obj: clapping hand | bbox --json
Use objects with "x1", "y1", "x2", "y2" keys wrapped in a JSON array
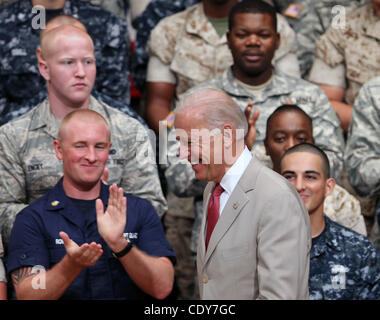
[
  {"x1": 96, "y1": 184, "x2": 127, "y2": 252},
  {"x1": 244, "y1": 101, "x2": 260, "y2": 151}
]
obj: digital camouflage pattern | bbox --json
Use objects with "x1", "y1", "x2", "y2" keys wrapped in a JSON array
[
  {"x1": 0, "y1": 0, "x2": 131, "y2": 124},
  {"x1": 85, "y1": 0, "x2": 129, "y2": 18},
  {"x1": 345, "y1": 76, "x2": 380, "y2": 199},
  {"x1": 309, "y1": 215, "x2": 380, "y2": 300},
  {"x1": 196, "y1": 68, "x2": 345, "y2": 180},
  {"x1": 147, "y1": 2, "x2": 299, "y2": 99},
  {"x1": 0, "y1": 96, "x2": 167, "y2": 248},
  {"x1": 312, "y1": 2, "x2": 380, "y2": 105},
  {"x1": 132, "y1": 0, "x2": 199, "y2": 92},
  {"x1": 324, "y1": 184, "x2": 366, "y2": 236},
  {"x1": 274, "y1": 0, "x2": 369, "y2": 78}
]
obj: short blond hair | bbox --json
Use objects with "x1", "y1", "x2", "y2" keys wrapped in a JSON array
[{"x1": 58, "y1": 109, "x2": 110, "y2": 142}]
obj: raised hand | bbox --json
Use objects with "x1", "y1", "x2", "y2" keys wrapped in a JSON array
[
  {"x1": 59, "y1": 231, "x2": 103, "y2": 268},
  {"x1": 244, "y1": 101, "x2": 260, "y2": 151},
  {"x1": 96, "y1": 183, "x2": 127, "y2": 252}
]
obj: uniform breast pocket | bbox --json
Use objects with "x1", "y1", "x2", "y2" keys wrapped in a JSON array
[{"x1": 24, "y1": 154, "x2": 62, "y2": 202}]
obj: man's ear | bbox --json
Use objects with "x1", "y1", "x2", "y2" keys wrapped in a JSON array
[
  {"x1": 325, "y1": 177, "x2": 336, "y2": 197},
  {"x1": 53, "y1": 139, "x2": 63, "y2": 160},
  {"x1": 226, "y1": 31, "x2": 232, "y2": 50},
  {"x1": 222, "y1": 124, "x2": 234, "y2": 149},
  {"x1": 275, "y1": 32, "x2": 281, "y2": 51},
  {"x1": 264, "y1": 139, "x2": 270, "y2": 155},
  {"x1": 38, "y1": 51, "x2": 50, "y2": 81}
]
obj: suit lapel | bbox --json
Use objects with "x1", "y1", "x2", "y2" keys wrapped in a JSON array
[
  {"x1": 198, "y1": 182, "x2": 214, "y2": 263},
  {"x1": 202, "y1": 157, "x2": 262, "y2": 265}
]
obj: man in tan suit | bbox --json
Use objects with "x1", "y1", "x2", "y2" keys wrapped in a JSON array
[{"x1": 174, "y1": 87, "x2": 311, "y2": 299}]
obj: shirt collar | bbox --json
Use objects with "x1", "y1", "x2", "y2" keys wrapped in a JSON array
[
  {"x1": 220, "y1": 147, "x2": 252, "y2": 196},
  {"x1": 311, "y1": 215, "x2": 342, "y2": 258},
  {"x1": 222, "y1": 68, "x2": 293, "y2": 101}
]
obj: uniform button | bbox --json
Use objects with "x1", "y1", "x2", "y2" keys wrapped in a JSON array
[
  {"x1": 20, "y1": 254, "x2": 27, "y2": 259},
  {"x1": 202, "y1": 274, "x2": 208, "y2": 284}
]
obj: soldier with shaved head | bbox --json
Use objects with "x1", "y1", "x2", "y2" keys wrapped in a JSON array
[
  {"x1": 0, "y1": 0, "x2": 132, "y2": 124},
  {"x1": 0, "y1": 25, "x2": 167, "y2": 252},
  {"x1": 6, "y1": 109, "x2": 175, "y2": 300}
]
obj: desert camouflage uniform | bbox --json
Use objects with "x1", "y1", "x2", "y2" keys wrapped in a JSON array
[
  {"x1": 132, "y1": 0, "x2": 198, "y2": 91},
  {"x1": 309, "y1": 215, "x2": 380, "y2": 300},
  {"x1": 0, "y1": 96, "x2": 167, "y2": 248},
  {"x1": 325, "y1": 184, "x2": 366, "y2": 236},
  {"x1": 309, "y1": 2, "x2": 380, "y2": 106},
  {"x1": 147, "y1": 2, "x2": 300, "y2": 99},
  {"x1": 197, "y1": 68, "x2": 345, "y2": 180},
  {"x1": 275, "y1": 0, "x2": 369, "y2": 78},
  {"x1": 0, "y1": 0, "x2": 131, "y2": 124}
]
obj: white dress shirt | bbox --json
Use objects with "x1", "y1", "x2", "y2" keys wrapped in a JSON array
[{"x1": 219, "y1": 147, "x2": 252, "y2": 216}]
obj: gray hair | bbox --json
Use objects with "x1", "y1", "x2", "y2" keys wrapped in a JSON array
[{"x1": 175, "y1": 87, "x2": 248, "y2": 137}]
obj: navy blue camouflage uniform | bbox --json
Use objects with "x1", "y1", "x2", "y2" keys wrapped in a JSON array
[
  {"x1": 310, "y1": 215, "x2": 380, "y2": 300},
  {"x1": 0, "y1": 0, "x2": 131, "y2": 125}
]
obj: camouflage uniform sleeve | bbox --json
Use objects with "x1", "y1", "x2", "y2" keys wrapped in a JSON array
[
  {"x1": 147, "y1": 12, "x2": 184, "y2": 67},
  {"x1": 311, "y1": 86, "x2": 345, "y2": 180},
  {"x1": 356, "y1": 241, "x2": 380, "y2": 299},
  {"x1": 314, "y1": 24, "x2": 345, "y2": 69},
  {"x1": 132, "y1": 0, "x2": 194, "y2": 91},
  {"x1": 115, "y1": 119, "x2": 168, "y2": 218},
  {"x1": 0, "y1": 126, "x2": 28, "y2": 245},
  {"x1": 274, "y1": 13, "x2": 300, "y2": 78},
  {"x1": 293, "y1": 4, "x2": 325, "y2": 78},
  {"x1": 345, "y1": 78, "x2": 380, "y2": 198}
]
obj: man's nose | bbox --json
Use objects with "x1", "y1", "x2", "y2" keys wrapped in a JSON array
[
  {"x1": 295, "y1": 176, "x2": 305, "y2": 192},
  {"x1": 85, "y1": 147, "x2": 97, "y2": 162},
  {"x1": 246, "y1": 34, "x2": 260, "y2": 46},
  {"x1": 75, "y1": 62, "x2": 85, "y2": 77},
  {"x1": 285, "y1": 137, "x2": 296, "y2": 151}
]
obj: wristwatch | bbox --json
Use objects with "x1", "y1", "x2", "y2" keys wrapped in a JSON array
[{"x1": 112, "y1": 238, "x2": 134, "y2": 259}]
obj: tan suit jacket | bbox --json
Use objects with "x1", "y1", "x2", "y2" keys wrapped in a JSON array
[{"x1": 197, "y1": 157, "x2": 311, "y2": 299}]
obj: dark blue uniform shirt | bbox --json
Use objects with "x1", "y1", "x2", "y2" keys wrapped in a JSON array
[
  {"x1": 309, "y1": 215, "x2": 380, "y2": 300},
  {"x1": 7, "y1": 179, "x2": 175, "y2": 300}
]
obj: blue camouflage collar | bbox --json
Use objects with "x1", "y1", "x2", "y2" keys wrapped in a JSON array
[{"x1": 311, "y1": 214, "x2": 342, "y2": 258}]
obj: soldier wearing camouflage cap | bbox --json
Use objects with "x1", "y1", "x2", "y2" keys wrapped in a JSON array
[
  {"x1": 0, "y1": 0, "x2": 131, "y2": 125},
  {"x1": 0, "y1": 25, "x2": 167, "y2": 249},
  {"x1": 281, "y1": 143, "x2": 380, "y2": 300},
  {"x1": 308, "y1": 0, "x2": 380, "y2": 133}
]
